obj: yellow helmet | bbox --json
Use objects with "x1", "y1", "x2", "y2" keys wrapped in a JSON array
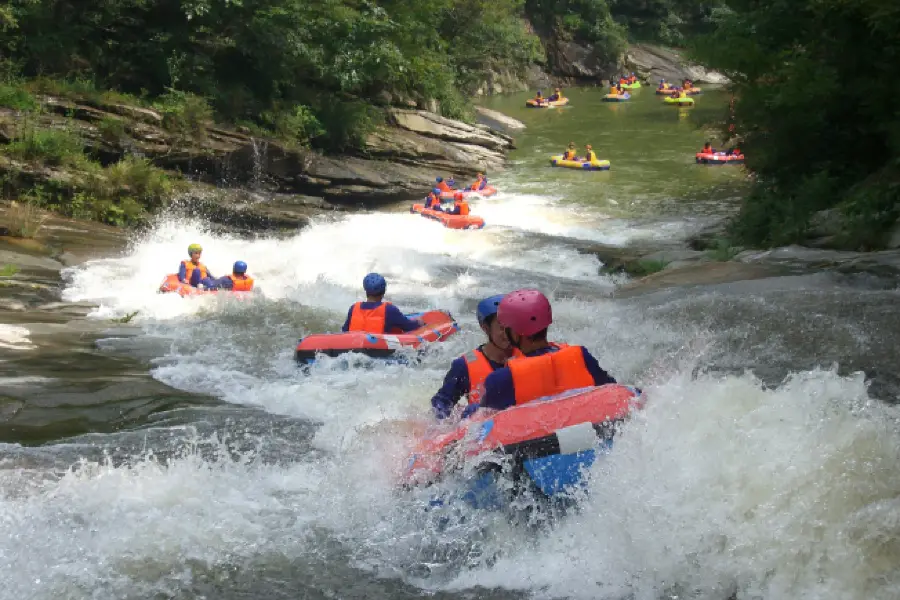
[{"x1": 187, "y1": 243, "x2": 202, "y2": 254}]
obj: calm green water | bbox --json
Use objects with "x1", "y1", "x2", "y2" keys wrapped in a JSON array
[{"x1": 480, "y1": 86, "x2": 749, "y2": 219}]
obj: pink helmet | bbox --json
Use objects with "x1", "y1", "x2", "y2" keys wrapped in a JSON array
[{"x1": 497, "y1": 289, "x2": 552, "y2": 336}]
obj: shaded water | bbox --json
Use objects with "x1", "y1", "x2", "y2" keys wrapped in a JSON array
[{"x1": 2, "y1": 88, "x2": 900, "y2": 600}]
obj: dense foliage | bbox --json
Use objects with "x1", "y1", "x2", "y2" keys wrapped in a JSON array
[
  {"x1": 526, "y1": 0, "x2": 723, "y2": 57},
  {"x1": 609, "y1": 0, "x2": 724, "y2": 44},
  {"x1": 692, "y1": 0, "x2": 900, "y2": 248},
  {"x1": 1, "y1": 0, "x2": 541, "y2": 150},
  {"x1": 1, "y1": 0, "x2": 721, "y2": 150}
]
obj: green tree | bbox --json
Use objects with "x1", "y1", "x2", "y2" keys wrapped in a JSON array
[
  {"x1": 3, "y1": 0, "x2": 539, "y2": 149},
  {"x1": 691, "y1": 0, "x2": 900, "y2": 248}
]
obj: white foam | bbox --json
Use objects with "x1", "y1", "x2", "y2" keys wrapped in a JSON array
[
  {"x1": 0, "y1": 325, "x2": 35, "y2": 350},
  {"x1": 36, "y1": 196, "x2": 900, "y2": 599}
]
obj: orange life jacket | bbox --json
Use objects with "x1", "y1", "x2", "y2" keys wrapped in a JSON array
[
  {"x1": 437, "y1": 181, "x2": 452, "y2": 192},
  {"x1": 463, "y1": 349, "x2": 495, "y2": 403},
  {"x1": 227, "y1": 274, "x2": 254, "y2": 291},
  {"x1": 457, "y1": 201, "x2": 470, "y2": 216},
  {"x1": 181, "y1": 260, "x2": 209, "y2": 282},
  {"x1": 466, "y1": 347, "x2": 526, "y2": 402},
  {"x1": 347, "y1": 302, "x2": 390, "y2": 333},
  {"x1": 508, "y1": 345, "x2": 594, "y2": 405},
  {"x1": 470, "y1": 177, "x2": 484, "y2": 191},
  {"x1": 563, "y1": 150, "x2": 576, "y2": 160}
]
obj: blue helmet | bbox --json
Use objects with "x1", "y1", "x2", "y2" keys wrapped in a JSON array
[
  {"x1": 432, "y1": 187, "x2": 441, "y2": 195},
  {"x1": 363, "y1": 272, "x2": 387, "y2": 295},
  {"x1": 476, "y1": 294, "x2": 505, "y2": 325},
  {"x1": 435, "y1": 176, "x2": 443, "y2": 183},
  {"x1": 233, "y1": 260, "x2": 247, "y2": 274}
]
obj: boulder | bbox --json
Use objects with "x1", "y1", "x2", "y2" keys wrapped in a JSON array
[
  {"x1": 888, "y1": 218, "x2": 900, "y2": 249},
  {"x1": 474, "y1": 107, "x2": 526, "y2": 134},
  {"x1": 546, "y1": 39, "x2": 619, "y2": 80},
  {"x1": 625, "y1": 43, "x2": 729, "y2": 85}
]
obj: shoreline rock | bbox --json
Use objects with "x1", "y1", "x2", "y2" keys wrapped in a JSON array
[
  {"x1": 624, "y1": 44, "x2": 730, "y2": 85},
  {"x1": 1, "y1": 94, "x2": 519, "y2": 222}
]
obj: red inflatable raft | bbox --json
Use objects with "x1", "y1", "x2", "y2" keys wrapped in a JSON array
[
  {"x1": 411, "y1": 204, "x2": 485, "y2": 230},
  {"x1": 157, "y1": 274, "x2": 253, "y2": 297},
  {"x1": 438, "y1": 186, "x2": 498, "y2": 201},
  {"x1": 400, "y1": 384, "x2": 642, "y2": 491},
  {"x1": 294, "y1": 309, "x2": 459, "y2": 364},
  {"x1": 695, "y1": 152, "x2": 745, "y2": 165}
]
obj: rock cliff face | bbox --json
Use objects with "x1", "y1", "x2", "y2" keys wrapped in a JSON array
[
  {"x1": 0, "y1": 97, "x2": 516, "y2": 210},
  {"x1": 545, "y1": 38, "x2": 620, "y2": 82},
  {"x1": 469, "y1": 37, "x2": 729, "y2": 91},
  {"x1": 624, "y1": 44, "x2": 730, "y2": 85}
]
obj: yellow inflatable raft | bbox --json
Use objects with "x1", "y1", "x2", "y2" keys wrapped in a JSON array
[
  {"x1": 549, "y1": 155, "x2": 611, "y2": 171},
  {"x1": 526, "y1": 97, "x2": 570, "y2": 108},
  {"x1": 664, "y1": 96, "x2": 695, "y2": 106}
]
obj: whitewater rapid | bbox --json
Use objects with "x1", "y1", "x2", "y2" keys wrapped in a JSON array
[{"x1": 3, "y1": 190, "x2": 899, "y2": 600}]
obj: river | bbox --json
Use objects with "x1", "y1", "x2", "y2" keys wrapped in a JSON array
[{"x1": 2, "y1": 87, "x2": 900, "y2": 600}]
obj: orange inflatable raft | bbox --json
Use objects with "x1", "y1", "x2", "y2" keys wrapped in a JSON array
[
  {"x1": 157, "y1": 274, "x2": 253, "y2": 298},
  {"x1": 411, "y1": 204, "x2": 485, "y2": 230},
  {"x1": 438, "y1": 186, "x2": 497, "y2": 201},
  {"x1": 294, "y1": 309, "x2": 459, "y2": 365},
  {"x1": 400, "y1": 384, "x2": 643, "y2": 503}
]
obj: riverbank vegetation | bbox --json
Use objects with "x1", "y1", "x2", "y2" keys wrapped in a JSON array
[
  {"x1": 0, "y1": 0, "x2": 725, "y2": 228},
  {"x1": 2, "y1": 1, "x2": 721, "y2": 148},
  {"x1": 7, "y1": 0, "x2": 893, "y2": 253},
  {"x1": 692, "y1": 0, "x2": 900, "y2": 250}
]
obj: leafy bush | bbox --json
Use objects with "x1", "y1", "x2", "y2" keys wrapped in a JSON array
[
  {"x1": 4, "y1": 200, "x2": 47, "y2": 238},
  {"x1": 4, "y1": 125, "x2": 87, "y2": 167},
  {"x1": 153, "y1": 90, "x2": 213, "y2": 142},
  {"x1": 0, "y1": 81, "x2": 36, "y2": 111}
]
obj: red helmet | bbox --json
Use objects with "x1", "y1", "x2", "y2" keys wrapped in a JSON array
[
  {"x1": 497, "y1": 289, "x2": 552, "y2": 336},
  {"x1": 453, "y1": 191, "x2": 464, "y2": 202}
]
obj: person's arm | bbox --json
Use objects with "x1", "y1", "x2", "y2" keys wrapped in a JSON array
[
  {"x1": 216, "y1": 276, "x2": 233, "y2": 290},
  {"x1": 430, "y1": 358, "x2": 469, "y2": 420},
  {"x1": 581, "y1": 347, "x2": 617, "y2": 386},
  {"x1": 385, "y1": 305, "x2": 422, "y2": 332},
  {"x1": 479, "y1": 368, "x2": 515, "y2": 411},
  {"x1": 341, "y1": 307, "x2": 353, "y2": 332},
  {"x1": 178, "y1": 262, "x2": 187, "y2": 283}
]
